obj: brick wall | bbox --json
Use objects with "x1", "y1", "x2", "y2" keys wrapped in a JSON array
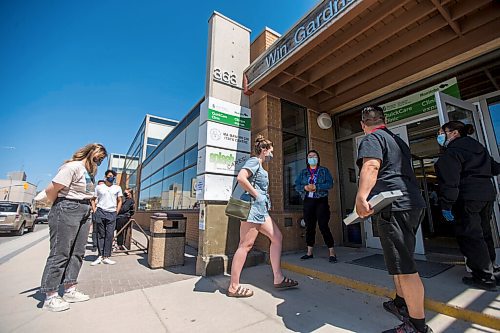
[{"x1": 247, "y1": 28, "x2": 341, "y2": 254}]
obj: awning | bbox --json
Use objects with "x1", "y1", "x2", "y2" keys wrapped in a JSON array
[{"x1": 244, "y1": 0, "x2": 500, "y2": 113}]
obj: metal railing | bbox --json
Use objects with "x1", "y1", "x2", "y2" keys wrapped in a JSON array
[{"x1": 112, "y1": 218, "x2": 149, "y2": 255}]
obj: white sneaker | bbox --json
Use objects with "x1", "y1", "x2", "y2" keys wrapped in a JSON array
[
  {"x1": 102, "y1": 258, "x2": 116, "y2": 265},
  {"x1": 63, "y1": 290, "x2": 90, "y2": 303},
  {"x1": 90, "y1": 256, "x2": 102, "y2": 266},
  {"x1": 43, "y1": 296, "x2": 70, "y2": 312}
]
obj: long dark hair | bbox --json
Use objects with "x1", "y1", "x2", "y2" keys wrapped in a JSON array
[
  {"x1": 306, "y1": 149, "x2": 321, "y2": 169},
  {"x1": 442, "y1": 121, "x2": 475, "y2": 137}
]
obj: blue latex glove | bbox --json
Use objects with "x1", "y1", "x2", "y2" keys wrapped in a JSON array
[{"x1": 442, "y1": 210, "x2": 454, "y2": 222}]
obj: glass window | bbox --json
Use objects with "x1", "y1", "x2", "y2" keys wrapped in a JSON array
[
  {"x1": 335, "y1": 109, "x2": 363, "y2": 139},
  {"x1": 146, "y1": 145, "x2": 156, "y2": 158},
  {"x1": 283, "y1": 133, "x2": 307, "y2": 208},
  {"x1": 147, "y1": 137, "x2": 163, "y2": 145},
  {"x1": 282, "y1": 100, "x2": 307, "y2": 135},
  {"x1": 281, "y1": 100, "x2": 308, "y2": 209},
  {"x1": 139, "y1": 188, "x2": 149, "y2": 211},
  {"x1": 181, "y1": 166, "x2": 197, "y2": 209},
  {"x1": 0, "y1": 203, "x2": 18, "y2": 212},
  {"x1": 164, "y1": 155, "x2": 184, "y2": 178},
  {"x1": 184, "y1": 146, "x2": 198, "y2": 168},
  {"x1": 185, "y1": 117, "x2": 200, "y2": 148},
  {"x1": 336, "y1": 139, "x2": 362, "y2": 245},
  {"x1": 160, "y1": 173, "x2": 183, "y2": 210},
  {"x1": 148, "y1": 182, "x2": 162, "y2": 210},
  {"x1": 487, "y1": 96, "x2": 500, "y2": 155},
  {"x1": 149, "y1": 169, "x2": 164, "y2": 186}
]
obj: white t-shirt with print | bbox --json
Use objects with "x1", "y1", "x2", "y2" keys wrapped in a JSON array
[
  {"x1": 52, "y1": 161, "x2": 95, "y2": 200},
  {"x1": 95, "y1": 184, "x2": 123, "y2": 212}
]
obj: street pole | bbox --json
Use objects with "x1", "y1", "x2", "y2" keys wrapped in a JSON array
[{"x1": 6, "y1": 176, "x2": 12, "y2": 201}]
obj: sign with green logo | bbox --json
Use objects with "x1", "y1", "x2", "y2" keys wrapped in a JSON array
[
  {"x1": 201, "y1": 97, "x2": 251, "y2": 130},
  {"x1": 382, "y1": 78, "x2": 460, "y2": 123}
]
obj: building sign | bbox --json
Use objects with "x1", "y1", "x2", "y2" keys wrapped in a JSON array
[
  {"x1": 197, "y1": 12, "x2": 251, "y2": 202},
  {"x1": 383, "y1": 78, "x2": 461, "y2": 123},
  {"x1": 245, "y1": 0, "x2": 359, "y2": 86},
  {"x1": 200, "y1": 97, "x2": 251, "y2": 130},
  {"x1": 198, "y1": 203, "x2": 206, "y2": 230},
  {"x1": 195, "y1": 174, "x2": 235, "y2": 201},
  {"x1": 197, "y1": 146, "x2": 250, "y2": 176},
  {"x1": 213, "y1": 67, "x2": 239, "y2": 88},
  {"x1": 199, "y1": 121, "x2": 251, "y2": 152}
]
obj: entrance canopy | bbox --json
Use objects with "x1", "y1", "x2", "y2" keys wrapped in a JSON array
[{"x1": 244, "y1": 0, "x2": 500, "y2": 113}]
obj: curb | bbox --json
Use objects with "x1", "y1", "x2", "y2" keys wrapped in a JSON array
[{"x1": 281, "y1": 261, "x2": 500, "y2": 330}]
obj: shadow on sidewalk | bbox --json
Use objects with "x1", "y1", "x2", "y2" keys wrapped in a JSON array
[{"x1": 20, "y1": 286, "x2": 44, "y2": 308}]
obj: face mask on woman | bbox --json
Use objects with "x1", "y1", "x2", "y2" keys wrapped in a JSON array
[
  {"x1": 437, "y1": 133, "x2": 446, "y2": 146},
  {"x1": 264, "y1": 152, "x2": 273, "y2": 162},
  {"x1": 308, "y1": 157, "x2": 318, "y2": 166}
]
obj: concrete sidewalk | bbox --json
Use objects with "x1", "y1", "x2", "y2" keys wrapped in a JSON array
[
  {"x1": 0, "y1": 230, "x2": 498, "y2": 333},
  {"x1": 280, "y1": 246, "x2": 500, "y2": 330}
]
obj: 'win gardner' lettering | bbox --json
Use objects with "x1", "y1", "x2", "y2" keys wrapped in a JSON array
[{"x1": 264, "y1": 0, "x2": 356, "y2": 68}]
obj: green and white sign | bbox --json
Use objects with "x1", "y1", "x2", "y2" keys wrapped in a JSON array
[
  {"x1": 382, "y1": 78, "x2": 460, "y2": 123},
  {"x1": 197, "y1": 146, "x2": 250, "y2": 176},
  {"x1": 200, "y1": 97, "x2": 251, "y2": 130}
]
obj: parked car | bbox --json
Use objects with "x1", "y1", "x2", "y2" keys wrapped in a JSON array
[
  {"x1": 35, "y1": 208, "x2": 50, "y2": 224},
  {"x1": 0, "y1": 202, "x2": 36, "y2": 236}
]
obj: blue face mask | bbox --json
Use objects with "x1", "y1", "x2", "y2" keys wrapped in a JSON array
[
  {"x1": 308, "y1": 157, "x2": 318, "y2": 166},
  {"x1": 264, "y1": 152, "x2": 273, "y2": 162},
  {"x1": 106, "y1": 176, "x2": 115, "y2": 183},
  {"x1": 437, "y1": 134, "x2": 446, "y2": 146}
]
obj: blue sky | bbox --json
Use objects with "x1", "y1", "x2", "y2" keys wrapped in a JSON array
[{"x1": 0, "y1": 0, "x2": 317, "y2": 189}]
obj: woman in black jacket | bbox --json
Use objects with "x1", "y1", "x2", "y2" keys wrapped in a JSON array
[
  {"x1": 115, "y1": 188, "x2": 135, "y2": 250},
  {"x1": 435, "y1": 121, "x2": 500, "y2": 291}
]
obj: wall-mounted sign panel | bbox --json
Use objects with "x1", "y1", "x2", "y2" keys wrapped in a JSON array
[
  {"x1": 198, "y1": 120, "x2": 251, "y2": 152},
  {"x1": 245, "y1": 0, "x2": 359, "y2": 87},
  {"x1": 197, "y1": 146, "x2": 250, "y2": 176},
  {"x1": 195, "y1": 173, "x2": 236, "y2": 201},
  {"x1": 200, "y1": 97, "x2": 251, "y2": 130},
  {"x1": 382, "y1": 78, "x2": 460, "y2": 123}
]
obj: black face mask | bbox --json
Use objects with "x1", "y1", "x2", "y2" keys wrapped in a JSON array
[{"x1": 93, "y1": 157, "x2": 103, "y2": 166}]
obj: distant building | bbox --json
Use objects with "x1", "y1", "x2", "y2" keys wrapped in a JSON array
[
  {"x1": 107, "y1": 153, "x2": 129, "y2": 185},
  {"x1": 121, "y1": 115, "x2": 178, "y2": 192},
  {"x1": 0, "y1": 171, "x2": 36, "y2": 206}
]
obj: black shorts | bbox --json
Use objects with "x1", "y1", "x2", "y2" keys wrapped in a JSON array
[{"x1": 375, "y1": 209, "x2": 424, "y2": 275}]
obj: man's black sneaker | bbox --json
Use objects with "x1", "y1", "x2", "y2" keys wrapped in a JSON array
[
  {"x1": 300, "y1": 254, "x2": 313, "y2": 260},
  {"x1": 382, "y1": 322, "x2": 433, "y2": 333},
  {"x1": 462, "y1": 276, "x2": 497, "y2": 291},
  {"x1": 383, "y1": 299, "x2": 409, "y2": 322}
]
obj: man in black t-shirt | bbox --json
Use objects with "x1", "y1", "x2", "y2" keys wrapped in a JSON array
[{"x1": 355, "y1": 106, "x2": 432, "y2": 333}]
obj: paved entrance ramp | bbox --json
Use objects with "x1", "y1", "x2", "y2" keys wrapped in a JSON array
[{"x1": 348, "y1": 254, "x2": 454, "y2": 278}]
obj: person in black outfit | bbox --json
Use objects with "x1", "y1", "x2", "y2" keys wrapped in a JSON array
[
  {"x1": 435, "y1": 121, "x2": 500, "y2": 291},
  {"x1": 295, "y1": 150, "x2": 337, "y2": 262},
  {"x1": 91, "y1": 180, "x2": 105, "y2": 251},
  {"x1": 115, "y1": 188, "x2": 135, "y2": 250},
  {"x1": 356, "y1": 106, "x2": 432, "y2": 333}
]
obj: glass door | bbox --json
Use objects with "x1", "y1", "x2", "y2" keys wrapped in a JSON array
[
  {"x1": 435, "y1": 92, "x2": 482, "y2": 141},
  {"x1": 355, "y1": 125, "x2": 425, "y2": 254},
  {"x1": 435, "y1": 91, "x2": 500, "y2": 245}
]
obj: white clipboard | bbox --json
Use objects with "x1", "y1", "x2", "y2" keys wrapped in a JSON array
[{"x1": 343, "y1": 190, "x2": 403, "y2": 225}]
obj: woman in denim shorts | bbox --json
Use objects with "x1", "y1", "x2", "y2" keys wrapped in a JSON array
[
  {"x1": 40, "y1": 143, "x2": 107, "y2": 311},
  {"x1": 227, "y1": 135, "x2": 298, "y2": 297}
]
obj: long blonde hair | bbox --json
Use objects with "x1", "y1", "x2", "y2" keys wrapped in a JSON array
[{"x1": 65, "y1": 143, "x2": 107, "y2": 176}]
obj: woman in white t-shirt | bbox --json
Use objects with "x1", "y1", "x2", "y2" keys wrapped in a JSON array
[{"x1": 40, "y1": 143, "x2": 107, "y2": 312}]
